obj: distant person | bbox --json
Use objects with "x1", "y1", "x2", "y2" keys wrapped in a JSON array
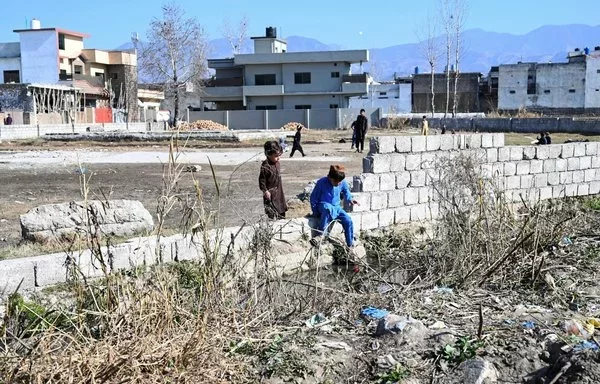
[
  {"x1": 353, "y1": 109, "x2": 368, "y2": 153},
  {"x1": 350, "y1": 120, "x2": 357, "y2": 149},
  {"x1": 441, "y1": 124, "x2": 447, "y2": 135},
  {"x1": 258, "y1": 140, "x2": 287, "y2": 219},
  {"x1": 544, "y1": 132, "x2": 552, "y2": 144},
  {"x1": 279, "y1": 135, "x2": 288, "y2": 152},
  {"x1": 421, "y1": 115, "x2": 429, "y2": 136},
  {"x1": 533, "y1": 131, "x2": 547, "y2": 145},
  {"x1": 4, "y1": 113, "x2": 12, "y2": 125},
  {"x1": 290, "y1": 125, "x2": 306, "y2": 157}
]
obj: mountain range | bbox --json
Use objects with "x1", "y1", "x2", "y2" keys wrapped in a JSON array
[{"x1": 118, "y1": 24, "x2": 600, "y2": 81}]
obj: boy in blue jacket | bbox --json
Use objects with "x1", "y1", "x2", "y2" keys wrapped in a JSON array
[{"x1": 310, "y1": 164, "x2": 359, "y2": 248}]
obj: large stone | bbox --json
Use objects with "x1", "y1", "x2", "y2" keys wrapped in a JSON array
[
  {"x1": 20, "y1": 200, "x2": 154, "y2": 243},
  {"x1": 459, "y1": 358, "x2": 498, "y2": 384}
]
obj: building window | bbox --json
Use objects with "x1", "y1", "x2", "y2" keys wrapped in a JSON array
[
  {"x1": 294, "y1": 72, "x2": 311, "y2": 84},
  {"x1": 569, "y1": 89, "x2": 576, "y2": 93},
  {"x1": 544, "y1": 90, "x2": 551, "y2": 94},
  {"x1": 74, "y1": 65, "x2": 83, "y2": 75},
  {"x1": 295, "y1": 105, "x2": 311, "y2": 109},
  {"x1": 597, "y1": 69, "x2": 600, "y2": 74},
  {"x1": 255, "y1": 74, "x2": 276, "y2": 85},
  {"x1": 256, "y1": 105, "x2": 277, "y2": 110},
  {"x1": 509, "y1": 90, "x2": 516, "y2": 94},
  {"x1": 95, "y1": 72, "x2": 105, "y2": 80},
  {"x1": 331, "y1": 71, "x2": 340, "y2": 78},
  {"x1": 110, "y1": 73, "x2": 118, "y2": 79},
  {"x1": 58, "y1": 33, "x2": 65, "y2": 50},
  {"x1": 329, "y1": 104, "x2": 338, "y2": 109},
  {"x1": 333, "y1": 63, "x2": 337, "y2": 66},
  {"x1": 3, "y1": 70, "x2": 19, "y2": 83}
]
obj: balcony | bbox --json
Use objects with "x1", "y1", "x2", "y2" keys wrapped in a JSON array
[
  {"x1": 243, "y1": 84, "x2": 284, "y2": 97},
  {"x1": 205, "y1": 77, "x2": 243, "y2": 87},
  {"x1": 342, "y1": 74, "x2": 368, "y2": 83},
  {"x1": 201, "y1": 86, "x2": 243, "y2": 101},
  {"x1": 341, "y1": 82, "x2": 368, "y2": 94}
]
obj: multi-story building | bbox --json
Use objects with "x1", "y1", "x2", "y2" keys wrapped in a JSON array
[
  {"x1": 498, "y1": 47, "x2": 600, "y2": 113},
  {"x1": 203, "y1": 27, "x2": 369, "y2": 111},
  {"x1": 0, "y1": 19, "x2": 138, "y2": 124}
]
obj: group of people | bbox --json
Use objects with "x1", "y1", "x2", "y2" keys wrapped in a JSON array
[
  {"x1": 3, "y1": 113, "x2": 12, "y2": 125},
  {"x1": 535, "y1": 132, "x2": 552, "y2": 145}
]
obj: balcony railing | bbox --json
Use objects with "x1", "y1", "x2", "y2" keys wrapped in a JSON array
[
  {"x1": 59, "y1": 74, "x2": 106, "y2": 87},
  {"x1": 205, "y1": 77, "x2": 244, "y2": 87},
  {"x1": 342, "y1": 73, "x2": 368, "y2": 83}
]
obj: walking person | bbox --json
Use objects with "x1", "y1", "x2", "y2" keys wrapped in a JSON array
[
  {"x1": 4, "y1": 113, "x2": 13, "y2": 125},
  {"x1": 290, "y1": 125, "x2": 306, "y2": 157},
  {"x1": 421, "y1": 115, "x2": 429, "y2": 136},
  {"x1": 354, "y1": 109, "x2": 368, "y2": 153},
  {"x1": 258, "y1": 140, "x2": 287, "y2": 219}
]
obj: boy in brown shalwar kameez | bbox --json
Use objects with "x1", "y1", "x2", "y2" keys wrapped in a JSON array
[{"x1": 258, "y1": 140, "x2": 288, "y2": 219}]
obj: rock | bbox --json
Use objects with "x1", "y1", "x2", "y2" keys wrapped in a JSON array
[
  {"x1": 459, "y1": 358, "x2": 498, "y2": 384},
  {"x1": 430, "y1": 321, "x2": 448, "y2": 330},
  {"x1": 286, "y1": 197, "x2": 306, "y2": 210},
  {"x1": 376, "y1": 314, "x2": 427, "y2": 340},
  {"x1": 20, "y1": 200, "x2": 154, "y2": 243},
  {"x1": 183, "y1": 164, "x2": 201, "y2": 172},
  {"x1": 297, "y1": 180, "x2": 317, "y2": 201}
]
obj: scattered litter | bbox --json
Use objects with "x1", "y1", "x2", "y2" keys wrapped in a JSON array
[
  {"x1": 376, "y1": 354, "x2": 399, "y2": 369},
  {"x1": 429, "y1": 321, "x2": 447, "y2": 330},
  {"x1": 562, "y1": 319, "x2": 593, "y2": 339},
  {"x1": 560, "y1": 236, "x2": 573, "y2": 246},
  {"x1": 573, "y1": 341, "x2": 600, "y2": 352},
  {"x1": 587, "y1": 318, "x2": 600, "y2": 328},
  {"x1": 433, "y1": 286, "x2": 454, "y2": 295},
  {"x1": 371, "y1": 340, "x2": 381, "y2": 350},
  {"x1": 375, "y1": 314, "x2": 421, "y2": 336},
  {"x1": 504, "y1": 319, "x2": 515, "y2": 325},
  {"x1": 316, "y1": 341, "x2": 352, "y2": 351},
  {"x1": 521, "y1": 321, "x2": 536, "y2": 329},
  {"x1": 377, "y1": 283, "x2": 394, "y2": 295},
  {"x1": 569, "y1": 302, "x2": 581, "y2": 312},
  {"x1": 74, "y1": 167, "x2": 89, "y2": 174},
  {"x1": 305, "y1": 313, "x2": 329, "y2": 328},
  {"x1": 360, "y1": 306, "x2": 389, "y2": 320}
]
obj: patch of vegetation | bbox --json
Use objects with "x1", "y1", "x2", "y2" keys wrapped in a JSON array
[
  {"x1": 259, "y1": 335, "x2": 314, "y2": 380},
  {"x1": 376, "y1": 363, "x2": 411, "y2": 383},
  {"x1": 583, "y1": 196, "x2": 600, "y2": 211},
  {"x1": 437, "y1": 336, "x2": 484, "y2": 368}
]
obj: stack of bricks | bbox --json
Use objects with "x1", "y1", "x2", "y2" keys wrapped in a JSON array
[{"x1": 349, "y1": 133, "x2": 600, "y2": 232}]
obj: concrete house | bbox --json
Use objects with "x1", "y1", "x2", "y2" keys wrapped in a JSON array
[
  {"x1": 498, "y1": 47, "x2": 600, "y2": 113},
  {"x1": 411, "y1": 72, "x2": 484, "y2": 113},
  {"x1": 349, "y1": 79, "x2": 412, "y2": 114},
  {"x1": 0, "y1": 19, "x2": 138, "y2": 124},
  {"x1": 202, "y1": 27, "x2": 369, "y2": 111}
]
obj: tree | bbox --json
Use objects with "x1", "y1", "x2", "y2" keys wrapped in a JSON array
[
  {"x1": 440, "y1": 0, "x2": 454, "y2": 119},
  {"x1": 451, "y1": 0, "x2": 468, "y2": 117},
  {"x1": 137, "y1": 3, "x2": 208, "y2": 125},
  {"x1": 417, "y1": 12, "x2": 441, "y2": 117},
  {"x1": 221, "y1": 15, "x2": 249, "y2": 55}
]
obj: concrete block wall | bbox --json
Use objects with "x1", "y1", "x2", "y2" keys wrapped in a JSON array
[
  {"x1": 351, "y1": 133, "x2": 599, "y2": 230},
  {"x1": 0, "y1": 122, "x2": 159, "y2": 140}
]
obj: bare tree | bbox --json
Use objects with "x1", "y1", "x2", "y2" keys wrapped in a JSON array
[
  {"x1": 417, "y1": 12, "x2": 441, "y2": 117},
  {"x1": 221, "y1": 15, "x2": 249, "y2": 55},
  {"x1": 440, "y1": 0, "x2": 453, "y2": 118},
  {"x1": 137, "y1": 3, "x2": 208, "y2": 125},
  {"x1": 451, "y1": 0, "x2": 468, "y2": 117}
]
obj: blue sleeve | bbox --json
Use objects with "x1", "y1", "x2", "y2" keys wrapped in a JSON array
[
  {"x1": 341, "y1": 180, "x2": 353, "y2": 203},
  {"x1": 310, "y1": 179, "x2": 322, "y2": 210}
]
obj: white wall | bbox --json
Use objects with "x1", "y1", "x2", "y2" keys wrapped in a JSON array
[
  {"x1": 534, "y1": 63, "x2": 586, "y2": 108},
  {"x1": 0, "y1": 58, "x2": 21, "y2": 82},
  {"x1": 585, "y1": 53, "x2": 600, "y2": 108},
  {"x1": 281, "y1": 62, "x2": 348, "y2": 93},
  {"x1": 498, "y1": 64, "x2": 531, "y2": 110},
  {"x1": 19, "y1": 30, "x2": 59, "y2": 83},
  {"x1": 349, "y1": 83, "x2": 411, "y2": 113}
]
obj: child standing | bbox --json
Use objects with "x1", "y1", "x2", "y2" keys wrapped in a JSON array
[
  {"x1": 309, "y1": 165, "x2": 359, "y2": 248},
  {"x1": 259, "y1": 140, "x2": 287, "y2": 219},
  {"x1": 290, "y1": 125, "x2": 306, "y2": 157}
]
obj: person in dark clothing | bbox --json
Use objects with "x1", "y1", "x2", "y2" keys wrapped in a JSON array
[
  {"x1": 259, "y1": 140, "x2": 287, "y2": 219},
  {"x1": 4, "y1": 114, "x2": 13, "y2": 125},
  {"x1": 290, "y1": 125, "x2": 306, "y2": 157},
  {"x1": 354, "y1": 109, "x2": 368, "y2": 153},
  {"x1": 544, "y1": 132, "x2": 552, "y2": 144},
  {"x1": 350, "y1": 120, "x2": 357, "y2": 149}
]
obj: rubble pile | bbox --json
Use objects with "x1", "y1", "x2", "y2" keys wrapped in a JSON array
[
  {"x1": 281, "y1": 122, "x2": 307, "y2": 131},
  {"x1": 177, "y1": 120, "x2": 228, "y2": 131}
]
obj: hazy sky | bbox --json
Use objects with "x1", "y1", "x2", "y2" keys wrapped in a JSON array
[{"x1": 1, "y1": 0, "x2": 598, "y2": 50}]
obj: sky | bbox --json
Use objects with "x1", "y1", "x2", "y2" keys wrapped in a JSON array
[{"x1": 1, "y1": 0, "x2": 598, "y2": 50}]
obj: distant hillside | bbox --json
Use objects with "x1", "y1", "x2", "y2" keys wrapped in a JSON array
[{"x1": 117, "y1": 24, "x2": 600, "y2": 80}]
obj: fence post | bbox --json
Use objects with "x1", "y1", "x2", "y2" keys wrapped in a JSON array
[
  {"x1": 305, "y1": 109, "x2": 310, "y2": 129},
  {"x1": 225, "y1": 110, "x2": 229, "y2": 129},
  {"x1": 265, "y1": 110, "x2": 269, "y2": 130},
  {"x1": 37, "y1": 123, "x2": 40, "y2": 137}
]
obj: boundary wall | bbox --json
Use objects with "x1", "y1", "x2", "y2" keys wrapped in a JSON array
[{"x1": 0, "y1": 122, "x2": 164, "y2": 140}]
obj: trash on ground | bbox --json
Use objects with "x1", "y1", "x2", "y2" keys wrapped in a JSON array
[
  {"x1": 521, "y1": 321, "x2": 536, "y2": 329},
  {"x1": 306, "y1": 313, "x2": 329, "y2": 328},
  {"x1": 573, "y1": 340, "x2": 600, "y2": 352},
  {"x1": 433, "y1": 286, "x2": 454, "y2": 295},
  {"x1": 360, "y1": 306, "x2": 390, "y2": 320},
  {"x1": 316, "y1": 341, "x2": 352, "y2": 351},
  {"x1": 562, "y1": 319, "x2": 593, "y2": 339}
]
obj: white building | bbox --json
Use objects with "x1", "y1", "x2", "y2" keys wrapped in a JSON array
[
  {"x1": 203, "y1": 27, "x2": 369, "y2": 110},
  {"x1": 498, "y1": 47, "x2": 600, "y2": 112},
  {"x1": 349, "y1": 80, "x2": 412, "y2": 114}
]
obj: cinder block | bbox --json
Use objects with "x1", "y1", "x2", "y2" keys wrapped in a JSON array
[
  {"x1": 405, "y1": 154, "x2": 422, "y2": 171},
  {"x1": 440, "y1": 135, "x2": 454, "y2": 150},
  {"x1": 349, "y1": 213, "x2": 362, "y2": 233},
  {"x1": 530, "y1": 160, "x2": 543, "y2": 174},
  {"x1": 580, "y1": 156, "x2": 592, "y2": 170},
  {"x1": 567, "y1": 157, "x2": 580, "y2": 171},
  {"x1": 388, "y1": 190, "x2": 404, "y2": 208},
  {"x1": 493, "y1": 133, "x2": 505, "y2": 148},
  {"x1": 426, "y1": 136, "x2": 441, "y2": 151},
  {"x1": 410, "y1": 170, "x2": 427, "y2": 187},
  {"x1": 523, "y1": 147, "x2": 536, "y2": 160},
  {"x1": 403, "y1": 188, "x2": 419, "y2": 205},
  {"x1": 481, "y1": 164, "x2": 493, "y2": 179},
  {"x1": 572, "y1": 170, "x2": 584, "y2": 183},
  {"x1": 561, "y1": 144, "x2": 575, "y2": 158},
  {"x1": 418, "y1": 187, "x2": 430, "y2": 203},
  {"x1": 593, "y1": 156, "x2": 600, "y2": 169},
  {"x1": 487, "y1": 148, "x2": 498, "y2": 163},
  {"x1": 396, "y1": 172, "x2": 411, "y2": 188},
  {"x1": 547, "y1": 173, "x2": 560, "y2": 186},
  {"x1": 543, "y1": 159, "x2": 556, "y2": 173},
  {"x1": 506, "y1": 175, "x2": 520, "y2": 189},
  {"x1": 504, "y1": 162, "x2": 517, "y2": 176},
  {"x1": 552, "y1": 185, "x2": 566, "y2": 198},
  {"x1": 370, "y1": 136, "x2": 396, "y2": 154},
  {"x1": 394, "y1": 207, "x2": 411, "y2": 224},
  {"x1": 540, "y1": 187, "x2": 553, "y2": 200},
  {"x1": 492, "y1": 163, "x2": 504, "y2": 177},
  {"x1": 585, "y1": 169, "x2": 596, "y2": 182},
  {"x1": 371, "y1": 192, "x2": 389, "y2": 210},
  {"x1": 520, "y1": 175, "x2": 533, "y2": 189},
  {"x1": 510, "y1": 147, "x2": 524, "y2": 161},
  {"x1": 565, "y1": 184, "x2": 578, "y2": 197},
  {"x1": 361, "y1": 212, "x2": 379, "y2": 230},
  {"x1": 498, "y1": 147, "x2": 510, "y2": 162},
  {"x1": 578, "y1": 183, "x2": 590, "y2": 196},
  {"x1": 590, "y1": 181, "x2": 600, "y2": 195},
  {"x1": 536, "y1": 146, "x2": 550, "y2": 160},
  {"x1": 410, "y1": 204, "x2": 428, "y2": 221},
  {"x1": 421, "y1": 152, "x2": 436, "y2": 169},
  {"x1": 547, "y1": 145, "x2": 562, "y2": 159},
  {"x1": 350, "y1": 192, "x2": 371, "y2": 212},
  {"x1": 389, "y1": 153, "x2": 406, "y2": 172},
  {"x1": 379, "y1": 209, "x2": 395, "y2": 227},
  {"x1": 395, "y1": 136, "x2": 412, "y2": 153},
  {"x1": 353, "y1": 174, "x2": 380, "y2": 192},
  {"x1": 560, "y1": 172, "x2": 573, "y2": 184},
  {"x1": 481, "y1": 134, "x2": 494, "y2": 148},
  {"x1": 411, "y1": 136, "x2": 427, "y2": 152},
  {"x1": 534, "y1": 174, "x2": 548, "y2": 188},
  {"x1": 380, "y1": 173, "x2": 396, "y2": 191},
  {"x1": 516, "y1": 161, "x2": 531, "y2": 175},
  {"x1": 466, "y1": 134, "x2": 482, "y2": 149},
  {"x1": 364, "y1": 154, "x2": 391, "y2": 173},
  {"x1": 556, "y1": 158, "x2": 568, "y2": 172},
  {"x1": 429, "y1": 202, "x2": 440, "y2": 220},
  {"x1": 586, "y1": 142, "x2": 598, "y2": 156},
  {"x1": 574, "y1": 143, "x2": 586, "y2": 157}
]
